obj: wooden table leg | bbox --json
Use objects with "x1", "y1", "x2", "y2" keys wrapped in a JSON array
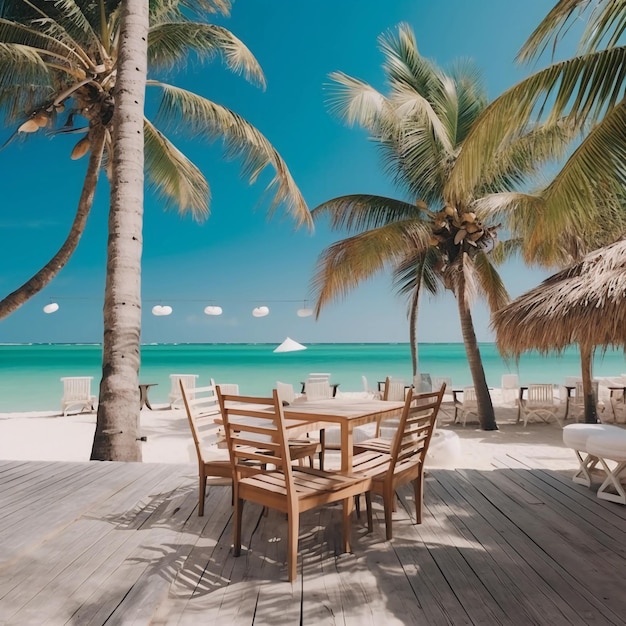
[{"x1": 341, "y1": 423, "x2": 353, "y2": 474}]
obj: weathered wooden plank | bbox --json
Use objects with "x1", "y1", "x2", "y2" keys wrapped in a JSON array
[
  {"x1": 150, "y1": 483, "x2": 236, "y2": 624},
  {"x1": 1, "y1": 464, "x2": 183, "y2": 624},
  {"x1": 483, "y1": 466, "x2": 626, "y2": 592},
  {"x1": 496, "y1": 453, "x2": 626, "y2": 526},
  {"x1": 432, "y1": 468, "x2": 589, "y2": 625},
  {"x1": 0, "y1": 458, "x2": 624, "y2": 625},
  {"x1": 459, "y1": 467, "x2": 625, "y2": 624}
]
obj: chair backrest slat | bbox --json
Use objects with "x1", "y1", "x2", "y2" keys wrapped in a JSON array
[
  {"x1": 528, "y1": 384, "x2": 554, "y2": 405},
  {"x1": 389, "y1": 384, "x2": 445, "y2": 472},
  {"x1": 304, "y1": 379, "x2": 332, "y2": 399},
  {"x1": 383, "y1": 376, "x2": 406, "y2": 402},
  {"x1": 217, "y1": 387, "x2": 295, "y2": 501}
]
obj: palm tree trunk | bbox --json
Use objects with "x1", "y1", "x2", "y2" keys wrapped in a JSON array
[
  {"x1": 579, "y1": 343, "x2": 598, "y2": 424},
  {"x1": 409, "y1": 283, "x2": 420, "y2": 378},
  {"x1": 0, "y1": 127, "x2": 105, "y2": 319},
  {"x1": 90, "y1": 0, "x2": 148, "y2": 462},
  {"x1": 456, "y1": 271, "x2": 497, "y2": 430}
]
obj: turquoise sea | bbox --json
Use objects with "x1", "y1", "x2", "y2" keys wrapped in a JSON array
[{"x1": 1, "y1": 343, "x2": 626, "y2": 413}]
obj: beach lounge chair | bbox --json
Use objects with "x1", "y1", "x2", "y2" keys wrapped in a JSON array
[
  {"x1": 352, "y1": 385, "x2": 444, "y2": 540},
  {"x1": 519, "y1": 384, "x2": 562, "y2": 427},
  {"x1": 216, "y1": 388, "x2": 370, "y2": 581},
  {"x1": 60, "y1": 376, "x2": 96, "y2": 416},
  {"x1": 453, "y1": 386, "x2": 479, "y2": 426},
  {"x1": 276, "y1": 381, "x2": 298, "y2": 404},
  {"x1": 169, "y1": 374, "x2": 198, "y2": 409}
]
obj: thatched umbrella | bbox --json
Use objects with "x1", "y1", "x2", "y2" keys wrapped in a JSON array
[{"x1": 492, "y1": 238, "x2": 626, "y2": 423}]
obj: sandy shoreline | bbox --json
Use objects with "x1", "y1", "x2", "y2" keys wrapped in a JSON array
[{"x1": 0, "y1": 401, "x2": 580, "y2": 473}]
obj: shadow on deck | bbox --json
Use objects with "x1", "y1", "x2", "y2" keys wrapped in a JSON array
[{"x1": 0, "y1": 455, "x2": 624, "y2": 625}]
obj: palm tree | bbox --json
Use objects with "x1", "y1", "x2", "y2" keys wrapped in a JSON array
[
  {"x1": 311, "y1": 24, "x2": 574, "y2": 430},
  {"x1": 0, "y1": 0, "x2": 311, "y2": 460},
  {"x1": 450, "y1": 0, "x2": 626, "y2": 422}
]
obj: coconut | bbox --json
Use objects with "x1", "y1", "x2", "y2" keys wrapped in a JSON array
[
  {"x1": 71, "y1": 136, "x2": 90, "y2": 160},
  {"x1": 18, "y1": 119, "x2": 40, "y2": 133},
  {"x1": 454, "y1": 229, "x2": 467, "y2": 245}
]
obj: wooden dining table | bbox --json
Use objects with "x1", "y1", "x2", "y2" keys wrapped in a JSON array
[{"x1": 283, "y1": 398, "x2": 406, "y2": 473}]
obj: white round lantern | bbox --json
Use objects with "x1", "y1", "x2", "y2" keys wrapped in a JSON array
[
  {"x1": 297, "y1": 307, "x2": 313, "y2": 317},
  {"x1": 43, "y1": 302, "x2": 59, "y2": 314},
  {"x1": 252, "y1": 306, "x2": 269, "y2": 318},
  {"x1": 152, "y1": 305, "x2": 173, "y2": 316},
  {"x1": 204, "y1": 305, "x2": 223, "y2": 316}
]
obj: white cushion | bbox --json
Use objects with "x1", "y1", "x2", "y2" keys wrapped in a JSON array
[
  {"x1": 587, "y1": 431, "x2": 626, "y2": 461},
  {"x1": 562, "y1": 423, "x2": 623, "y2": 450},
  {"x1": 322, "y1": 424, "x2": 377, "y2": 447}
]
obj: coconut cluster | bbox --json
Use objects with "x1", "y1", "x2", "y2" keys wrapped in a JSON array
[{"x1": 429, "y1": 205, "x2": 497, "y2": 258}]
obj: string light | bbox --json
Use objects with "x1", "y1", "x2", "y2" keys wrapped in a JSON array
[
  {"x1": 204, "y1": 305, "x2": 223, "y2": 316},
  {"x1": 252, "y1": 306, "x2": 269, "y2": 317}
]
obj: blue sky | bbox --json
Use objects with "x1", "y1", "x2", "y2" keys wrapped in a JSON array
[{"x1": 0, "y1": 0, "x2": 564, "y2": 345}]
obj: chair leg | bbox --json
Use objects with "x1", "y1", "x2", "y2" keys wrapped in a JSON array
[
  {"x1": 354, "y1": 494, "x2": 361, "y2": 518},
  {"x1": 233, "y1": 497, "x2": 244, "y2": 557},
  {"x1": 596, "y1": 459, "x2": 626, "y2": 504},
  {"x1": 287, "y1": 510, "x2": 300, "y2": 582},
  {"x1": 198, "y1": 473, "x2": 207, "y2": 517},
  {"x1": 342, "y1": 497, "x2": 354, "y2": 553},
  {"x1": 413, "y1": 473, "x2": 424, "y2": 524},
  {"x1": 383, "y1": 485, "x2": 395, "y2": 541},
  {"x1": 365, "y1": 492, "x2": 373, "y2": 533}
]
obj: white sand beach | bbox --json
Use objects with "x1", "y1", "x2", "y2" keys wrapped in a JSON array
[{"x1": 0, "y1": 398, "x2": 580, "y2": 473}]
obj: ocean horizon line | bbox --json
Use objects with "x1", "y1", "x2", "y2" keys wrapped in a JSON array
[{"x1": 1, "y1": 340, "x2": 496, "y2": 347}]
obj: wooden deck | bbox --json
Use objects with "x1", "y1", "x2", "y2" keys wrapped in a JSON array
[{"x1": 0, "y1": 456, "x2": 624, "y2": 625}]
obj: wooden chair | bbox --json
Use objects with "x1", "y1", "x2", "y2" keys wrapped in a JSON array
[
  {"x1": 453, "y1": 386, "x2": 478, "y2": 425},
  {"x1": 169, "y1": 374, "x2": 198, "y2": 409},
  {"x1": 216, "y1": 388, "x2": 371, "y2": 582},
  {"x1": 352, "y1": 385, "x2": 445, "y2": 540},
  {"x1": 304, "y1": 379, "x2": 332, "y2": 399},
  {"x1": 569, "y1": 380, "x2": 602, "y2": 422},
  {"x1": 60, "y1": 376, "x2": 96, "y2": 416},
  {"x1": 501, "y1": 374, "x2": 520, "y2": 407},
  {"x1": 180, "y1": 382, "x2": 233, "y2": 516},
  {"x1": 375, "y1": 376, "x2": 407, "y2": 437},
  {"x1": 520, "y1": 383, "x2": 561, "y2": 427}
]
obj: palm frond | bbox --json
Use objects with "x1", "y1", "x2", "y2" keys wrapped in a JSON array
[
  {"x1": 151, "y1": 0, "x2": 232, "y2": 22},
  {"x1": 446, "y1": 59, "x2": 488, "y2": 143},
  {"x1": 520, "y1": 0, "x2": 626, "y2": 62},
  {"x1": 0, "y1": 43, "x2": 51, "y2": 122},
  {"x1": 449, "y1": 47, "x2": 626, "y2": 202},
  {"x1": 312, "y1": 221, "x2": 421, "y2": 314},
  {"x1": 36, "y1": 0, "x2": 103, "y2": 59},
  {"x1": 150, "y1": 81, "x2": 311, "y2": 228},
  {"x1": 148, "y1": 23, "x2": 265, "y2": 88},
  {"x1": 489, "y1": 237, "x2": 522, "y2": 265},
  {"x1": 378, "y1": 23, "x2": 439, "y2": 97},
  {"x1": 326, "y1": 71, "x2": 389, "y2": 131},
  {"x1": 518, "y1": 0, "x2": 592, "y2": 63},
  {"x1": 394, "y1": 246, "x2": 442, "y2": 297},
  {"x1": 390, "y1": 82, "x2": 454, "y2": 154},
  {"x1": 0, "y1": 18, "x2": 89, "y2": 69},
  {"x1": 471, "y1": 251, "x2": 510, "y2": 312},
  {"x1": 144, "y1": 118, "x2": 209, "y2": 218},
  {"x1": 532, "y1": 100, "x2": 626, "y2": 238},
  {"x1": 468, "y1": 117, "x2": 579, "y2": 196},
  {"x1": 312, "y1": 194, "x2": 422, "y2": 233}
]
